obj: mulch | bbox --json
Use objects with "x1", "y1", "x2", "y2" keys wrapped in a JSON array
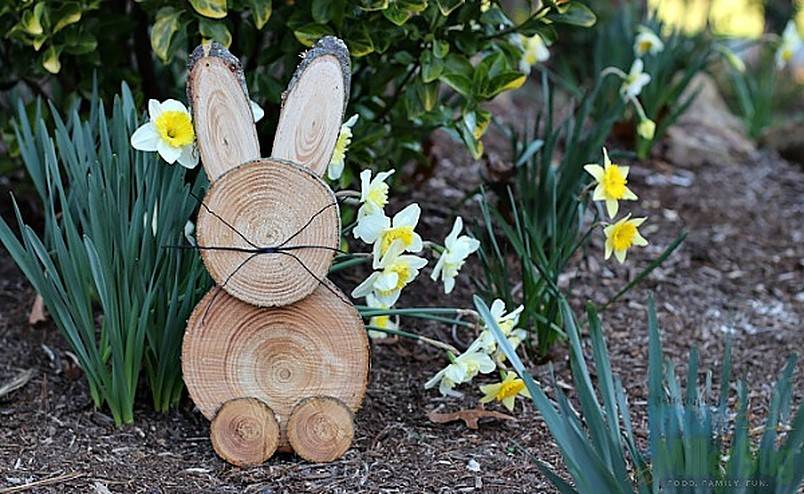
[{"x1": 0, "y1": 119, "x2": 802, "y2": 492}]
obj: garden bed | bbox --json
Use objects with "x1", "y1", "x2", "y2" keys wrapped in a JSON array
[{"x1": 1, "y1": 126, "x2": 801, "y2": 493}]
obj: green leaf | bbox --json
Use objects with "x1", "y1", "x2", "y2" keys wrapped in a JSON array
[
  {"x1": 358, "y1": 0, "x2": 389, "y2": 11},
  {"x1": 547, "y1": 2, "x2": 596, "y2": 27},
  {"x1": 433, "y1": 39, "x2": 449, "y2": 58},
  {"x1": 486, "y1": 72, "x2": 526, "y2": 97},
  {"x1": 150, "y1": 7, "x2": 182, "y2": 63},
  {"x1": 20, "y1": 4, "x2": 45, "y2": 35},
  {"x1": 188, "y1": 0, "x2": 227, "y2": 19},
  {"x1": 416, "y1": 81, "x2": 439, "y2": 111},
  {"x1": 64, "y1": 31, "x2": 97, "y2": 55},
  {"x1": 42, "y1": 45, "x2": 62, "y2": 74},
  {"x1": 52, "y1": 2, "x2": 82, "y2": 34},
  {"x1": 420, "y1": 49, "x2": 444, "y2": 83},
  {"x1": 293, "y1": 23, "x2": 334, "y2": 47},
  {"x1": 436, "y1": 0, "x2": 463, "y2": 15},
  {"x1": 439, "y1": 73, "x2": 472, "y2": 98},
  {"x1": 248, "y1": 0, "x2": 272, "y2": 29},
  {"x1": 383, "y1": 4, "x2": 412, "y2": 25},
  {"x1": 311, "y1": 0, "x2": 338, "y2": 23},
  {"x1": 199, "y1": 19, "x2": 232, "y2": 47},
  {"x1": 347, "y1": 24, "x2": 374, "y2": 57}
]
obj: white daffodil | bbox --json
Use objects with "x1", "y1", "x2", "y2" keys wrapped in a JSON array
[
  {"x1": 250, "y1": 100, "x2": 264, "y2": 123},
  {"x1": 353, "y1": 169, "x2": 395, "y2": 244},
  {"x1": 372, "y1": 203, "x2": 423, "y2": 260},
  {"x1": 425, "y1": 349, "x2": 495, "y2": 397},
  {"x1": 328, "y1": 114, "x2": 359, "y2": 181},
  {"x1": 130, "y1": 99, "x2": 198, "y2": 169},
  {"x1": 620, "y1": 59, "x2": 651, "y2": 99},
  {"x1": 430, "y1": 216, "x2": 480, "y2": 294},
  {"x1": 776, "y1": 20, "x2": 802, "y2": 70},
  {"x1": 519, "y1": 33, "x2": 550, "y2": 74},
  {"x1": 473, "y1": 299, "x2": 525, "y2": 354},
  {"x1": 351, "y1": 240, "x2": 427, "y2": 306},
  {"x1": 634, "y1": 26, "x2": 664, "y2": 56},
  {"x1": 144, "y1": 200, "x2": 158, "y2": 236},
  {"x1": 184, "y1": 221, "x2": 196, "y2": 246},
  {"x1": 365, "y1": 293, "x2": 397, "y2": 339},
  {"x1": 493, "y1": 328, "x2": 528, "y2": 364}
]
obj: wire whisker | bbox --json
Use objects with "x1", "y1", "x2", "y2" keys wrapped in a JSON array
[
  {"x1": 278, "y1": 202, "x2": 338, "y2": 248},
  {"x1": 190, "y1": 191, "x2": 259, "y2": 248}
]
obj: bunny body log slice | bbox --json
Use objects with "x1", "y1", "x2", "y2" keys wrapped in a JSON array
[
  {"x1": 196, "y1": 159, "x2": 340, "y2": 307},
  {"x1": 182, "y1": 281, "x2": 369, "y2": 452}
]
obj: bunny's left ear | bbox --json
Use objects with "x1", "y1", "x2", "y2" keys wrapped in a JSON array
[{"x1": 272, "y1": 36, "x2": 351, "y2": 176}]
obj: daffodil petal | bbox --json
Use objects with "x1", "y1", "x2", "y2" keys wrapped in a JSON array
[{"x1": 130, "y1": 123, "x2": 160, "y2": 152}]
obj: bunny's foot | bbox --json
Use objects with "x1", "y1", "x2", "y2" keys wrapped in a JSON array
[
  {"x1": 210, "y1": 397, "x2": 280, "y2": 467},
  {"x1": 287, "y1": 396, "x2": 354, "y2": 463}
]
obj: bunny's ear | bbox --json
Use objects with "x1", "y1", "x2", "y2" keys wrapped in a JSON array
[
  {"x1": 272, "y1": 36, "x2": 351, "y2": 177},
  {"x1": 187, "y1": 42, "x2": 261, "y2": 181}
]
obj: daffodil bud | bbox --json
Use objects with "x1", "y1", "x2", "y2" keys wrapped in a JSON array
[{"x1": 638, "y1": 118, "x2": 656, "y2": 140}]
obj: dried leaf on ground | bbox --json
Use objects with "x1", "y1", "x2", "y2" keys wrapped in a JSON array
[
  {"x1": 28, "y1": 294, "x2": 47, "y2": 326},
  {"x1": 427, "y1": 404, "x2": 515, "y2": 430}
]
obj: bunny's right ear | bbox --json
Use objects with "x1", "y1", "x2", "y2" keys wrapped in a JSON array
[
  {"x1": 272, "y1": 36, "x2": 351, "y2": 177},
  {"x1": 187, "y1": 42, "x2": 261, "y2": 181}
]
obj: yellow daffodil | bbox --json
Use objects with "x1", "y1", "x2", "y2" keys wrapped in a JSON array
[
  {"x1": 425, "y1": 350, "x2": 496, "y2": 397},
  {"x1": 250, "y1": 100, "x2": 264, "y2": 123},
  {"x1": 130, "y1": 99, "x2": 198, "y2": 168},
  {"x1": 584, "y1": 147, "x2": 638, "y2": 219},
  {"x1": 479, "y1": 371, "x2": 531, "y2": 412},
  {"x1": 353, "y1": 169, "x2": 395, "y2": 244},
  {"x1": 328, "y1": 114, "x2": 359, "y2": 181},
  {"x1": 351, "y1": 240, "x2": 427, "y2": 306},
  {"x1": 776, "y1": 20, "x2": 802, "y2": 70},
  {"x1": 431, "y1": 216, "x2": 480, "y2": 294},
  {"x1": 519, "y1": 34, "x2": 550, "y2": 74},
  {"x1": 634, "y1": 26, "x2": 664, "y2": 56},
  {"x1": 372, "y1": 203, "x2": 424, "y2": 260},
  {"x1": 365, "y1": 293, "x2": 396, "y2": 339},
  {"x1": 620, "y1": 59, "x2": 651, "y2": 99},
  {"x1": 637, "y1": 118, "x2": 656, "y2": 140},
  {"x1": 603, "y1": 214, "x2": 648, "y2": 264}
]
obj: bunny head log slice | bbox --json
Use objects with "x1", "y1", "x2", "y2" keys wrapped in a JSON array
[{"x1": 187, "y1": 37, "x2": 350, "y2": 307}]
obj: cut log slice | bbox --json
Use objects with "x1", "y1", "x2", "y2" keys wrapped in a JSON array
[
  {"x1": 210, "y1": 397, "x2": 279, "y2": 467},
  {"x1": 188, "y1": 41, "x2": 261, "y2": 181},
  {"x1": 182, "y1": 281, "x2": 369, "y2": 452},
  {"x1": 196, "y1": 159, "x2": 340, "y2": 307},
  {"x1": 272, "y1": 36, "x2": 351, "y2": 176},
  {"x1": 287, "y1": 396, "x2": 354, "y2": 463}
]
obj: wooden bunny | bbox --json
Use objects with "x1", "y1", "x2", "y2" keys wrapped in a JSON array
[{"x1": 181, "y1": 38, "x2": 369, "y2": 467}]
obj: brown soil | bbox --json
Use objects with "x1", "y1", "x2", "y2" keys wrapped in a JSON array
[{"x1": 0, "y1": 126, "x2": 802, "y2": 492}]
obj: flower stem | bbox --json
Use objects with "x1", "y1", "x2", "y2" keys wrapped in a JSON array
[{"x1": 366, "y1": 325, "x2": 460, "y2": 354}]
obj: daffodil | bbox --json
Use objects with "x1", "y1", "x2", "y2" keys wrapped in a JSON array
[
  {"x1": 365, "y1": 293, "x2": 397, "y2": 339},
  {"x1": 620, "y1": 59, "x2": 651, "y2": 99},
  {"x1": 776, "y1": 20, "x2": 802, "y2": 70},
  {"x1": 430, "y1": 216, "x2": 480, "y2": 294},
  {"x1": 351, "y1": 240, "x2": 427, "y2": 306},
  {"x1": 474, "y1": 299, "x2": 524, "y2": 354},
  {"x1": 328, "y1": 114, "x2": 359, "y2": 181},
  {"x1": 479, "y1": 371, "x2": 531, "y2": 412},
  {"x1": 250, "y1": 100, "x2": 264, "y2": 123},
  {"x1": 604, "y1": 214, "x2": 648, "y2": 264},
  {"x1": 634, "y1": 26, "x2": 664, "y2": 56},
  {"x1": 637, "y1": 118, "x2": 656, "y2": 140},
  {"x1": 492, "y1": 328, "x2": 528, "y2": 364},
  {"x1": 584, "y1": 147, "x2": 638, "y2": 219},
  {"x1": 353, "y1": 169, "x2": 395, "y2": 244},
  {"x1": 518, "y1": 34, "x2": 550, "y2": 74},
  {"x1": 371, "y1": 203, "x2": 423, "y2": 261},
  {"x1": 425, "y1": 350, "x2": 496, "y2": 397},
  {"x1": 130, "y1": 99, "x2": 198, "y2": 168}
]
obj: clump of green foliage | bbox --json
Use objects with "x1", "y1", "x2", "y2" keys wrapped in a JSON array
[
  {"x1": 476, "y1": 294, "x2": 804, "y2": 493},
  {"x1": 0, "y1": 86, "x2": 210, "y2": 424},
  {"x1": 1, "y1": 0, "x2": 596, "y2": 176},
  {"x1": 475, "y1": 74, "x2": 683, "y2": 357}
]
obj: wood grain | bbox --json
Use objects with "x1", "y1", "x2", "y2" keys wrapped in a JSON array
[
  {"x1": 196, "y1": 158, "x2": 340, "y2": 307},
  {"x1": 188, "y1": 42, "x2": 261, "y2": 181},
  {"x1": 272, "y1": 36, "x2": 351, "y2": 176},
  {"x1": 182, "y1": 281, "x2": 369, "y2": 452},
  {"x1": 210, "y1": 398, "x2": 279, "y2": 467},
  {"x1": 287, "y1": 396, "x2": 354, "y2": 463}
]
